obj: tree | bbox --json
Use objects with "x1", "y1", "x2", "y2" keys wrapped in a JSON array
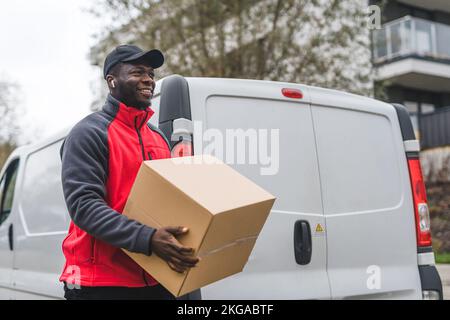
[
  {"x1": 0, "y1": 79, "x2": 20, "y2": 168},
  {"x1": 89, "y1": 0, "x2": 374, "y2": 110}
]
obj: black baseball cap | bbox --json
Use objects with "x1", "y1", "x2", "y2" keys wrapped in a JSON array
[{"x1": 103, "y1": 45, "x2": 164, "y2": 79}]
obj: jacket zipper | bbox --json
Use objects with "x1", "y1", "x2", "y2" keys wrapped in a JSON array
[{"x1": 134, "y1": 114, "x2": 148, "y2": 161}]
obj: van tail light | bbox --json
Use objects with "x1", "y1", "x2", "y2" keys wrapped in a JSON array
[
  {"x1": 407, "y1": 157, "x2": 432, "y2": 247},
  {"x1": 171, "y1": 138, "x2": 193, "y2": 158}
]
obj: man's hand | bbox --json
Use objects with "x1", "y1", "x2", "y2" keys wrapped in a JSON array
[{"x1": 151, "y1": 226, "x2": 200, "y2": 273}]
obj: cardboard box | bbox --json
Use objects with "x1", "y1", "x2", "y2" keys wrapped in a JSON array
[{"x1": 122, "y1": 155, "x2": 276, "y2": 297}]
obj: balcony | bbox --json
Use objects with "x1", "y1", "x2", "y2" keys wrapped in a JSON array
[
  {"x1": 373, "y1": 16, "x2": 450, "y2": 64},
  {"x1": 372, "y1": 16, "x2": 450, "y2": 93}
]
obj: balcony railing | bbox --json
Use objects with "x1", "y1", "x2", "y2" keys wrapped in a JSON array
[{"x1": 373, "y1": 16, "x2": 450, "y2": 64}]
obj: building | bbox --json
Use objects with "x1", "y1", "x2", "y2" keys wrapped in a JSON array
[{"x1": 371, "y1": 0, "x2": 450, "y2": 150}]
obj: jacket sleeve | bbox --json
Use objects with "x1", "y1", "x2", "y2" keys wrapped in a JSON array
[{"x1": 60, "y1": 119, "x2": 156, "y2": 256}]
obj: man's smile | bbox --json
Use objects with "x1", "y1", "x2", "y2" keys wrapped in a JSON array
[{"x1": 138, "y1": 87, "x2": 153, "y2": 98}]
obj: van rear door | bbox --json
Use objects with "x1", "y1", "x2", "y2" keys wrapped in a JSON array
[
  {"x1": 180, "y1": 77, "x2": 331, "y2": 299},
  {"x1": 309, "y1": 87, "x2": 422, "y2": 299}
]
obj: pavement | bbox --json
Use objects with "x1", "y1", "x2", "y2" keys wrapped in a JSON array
[{"x1": 436, "y1": 264, "x2": 450, "y2": 300}]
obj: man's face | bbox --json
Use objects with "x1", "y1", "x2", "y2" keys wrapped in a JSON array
[{"x1": 111, "y1": 61, "x2": 155, "y2": 109}]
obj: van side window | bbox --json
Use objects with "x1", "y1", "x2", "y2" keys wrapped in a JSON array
[
  {"x1": 0, "y1": 178, "x2": 5, "y2": 223},
  {"x1": 0, "y1": 159, "x2": 20, "y2": 225},
  {"x1": 20, "y1": 140, "x2": 69, "y2": 233}
]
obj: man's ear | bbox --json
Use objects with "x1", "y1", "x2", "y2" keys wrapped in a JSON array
[{"x1": 106, "y1": 75, "x2": 115, "y2": 89}]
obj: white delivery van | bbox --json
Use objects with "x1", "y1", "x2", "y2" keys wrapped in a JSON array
[{"x1": 0, "y1": 75, "x2": 443, "y2": 299}]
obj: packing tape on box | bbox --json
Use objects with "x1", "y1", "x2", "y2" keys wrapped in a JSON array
[
  {"x1": 197, "y1": 235, "x2": 258, "y2": 258},
  {"x1": 126, "y1": 202, "x2": 258, "y2": 259}
]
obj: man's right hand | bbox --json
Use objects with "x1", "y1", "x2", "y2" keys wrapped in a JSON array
[{"x1": 150, "y1": 226, "x2": 200, "y2": 273}]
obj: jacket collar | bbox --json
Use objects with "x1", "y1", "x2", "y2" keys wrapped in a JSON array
[{"x1": 103, "y1": 94, "x2": 154, "y2": 129}]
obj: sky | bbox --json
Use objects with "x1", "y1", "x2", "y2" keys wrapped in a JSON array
[{"x1": 0, "y1": 0, "x2": 103, "y2": 144}]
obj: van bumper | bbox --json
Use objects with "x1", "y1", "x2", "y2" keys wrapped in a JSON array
[{"x1": 419, "y1": 265, "x2": 443, "y2": 300}]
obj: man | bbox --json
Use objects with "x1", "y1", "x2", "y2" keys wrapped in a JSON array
[{"x1": 60, "y1": 45, "x2": 200, "y2": 300}]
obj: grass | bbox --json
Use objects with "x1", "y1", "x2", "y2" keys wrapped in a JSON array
[{"x1": 435, "y1": 252, "x2": 450, "y2": 264}]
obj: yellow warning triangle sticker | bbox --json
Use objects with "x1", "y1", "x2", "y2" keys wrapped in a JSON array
[{"x1": 316, "y1": 223, "x2": 324, "y2": 233}]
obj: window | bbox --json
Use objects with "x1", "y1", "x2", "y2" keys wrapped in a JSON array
[
  {"x1": 421, "y1": 103, "x2": 435, "y2": 115},
  {"x1": 0, "y1": 178, "x2": 5, "y2": 223},
  {"x1": 390, "y1": 23, "x2": 403, "y2": 56},
  {"x1": 373, "y1": 28, "x2": 387, "y2": 60},
  {"x1": 0, "y1": 159, "x2": 20, "y2": 225},
  {"x1": 415, "y1": 19, "x2": 433, "y2": 55},
  {"x1": 436, "y1": 22, "x2": 450, "y2": 58},
  {"x1": 20, "y1": 140, "x2": 70, "y2": 233}
]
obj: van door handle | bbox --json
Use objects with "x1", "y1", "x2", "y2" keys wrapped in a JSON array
[
  {"x1": 8, "y1": 224, "x2": 13, "y2": 251},
  {"x1": 294, "y1": 220, "x2": 312, "y2": 265}
]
